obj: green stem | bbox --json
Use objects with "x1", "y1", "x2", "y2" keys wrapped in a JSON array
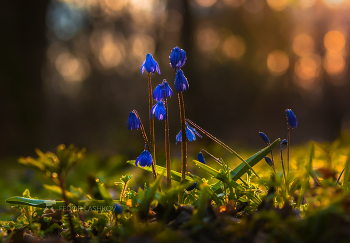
[
  {"x1": 58, "y1": 175, "x2": 78, "y2": 243},
  {"x1": 186, "y1": 119, "x2": 260, "y2": 178},
  {"x1": 287, "y1": 124, "x2": 290, "y2": 175},
  {"x1": 280, "y1": 145, "x2": 288, "y2": 194},
  {"x1": 148, "y1": 73, "x2": 157, "y2": 179},
  {"x1": 268, "y1": 143, "x2": 275, "y2": 170},
  {"x1": 178, "y1": 92, "x2": 187, "y2": 184},
  {"x1": 164, "y1": 93, "x2": 171, "y2": 189}
]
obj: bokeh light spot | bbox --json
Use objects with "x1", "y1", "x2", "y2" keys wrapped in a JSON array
[
  {"x1": 295, "y1": 54, "x2": 321, "y2": 80},
  {"x1": 323, "y1": 0, "x2": 345, "y2": 8},
  {"x1": 223, "y1": 0, "x2": 245, "y2": 7},
  {"x1": 324, "y1": 31, "x2": 345, "y2": 53},
  {"x1": 222, "y1": 35, "x2": 246, "y2": 60},
  {"x1": 298, "y1": 0, "x2": 316, "y2": 9},
  {"x1": 266, "y1": 0, "x2": 289, "y2": 11},
  {"x1": 324, "y1": 53, "x2": 345, "y2": 75},
  {"x1": 267, "y1": 50, "x2": 289, "y2": 75},
  {"x1": 196, "y1": 27, "x2": 220, "y2": 53},
  {"x1": 195, "y1": 0, "x2": 217, "y2": 7},
  {"x1": 104, "y1": 0, "x2": 126, "y2": 11},
  {"x1": 130, "y1": 34, "x2": 156, "y2": 62},
  {"x1": 55, "y1": 53, "x2": 90, "y2": 82},
  {"x1": 293, "y1": 34, "x2": 314, "y2": 57}
]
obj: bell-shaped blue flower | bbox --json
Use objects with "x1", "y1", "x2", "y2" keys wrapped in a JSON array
[
  {"x1": 169, "y1": 47, "x2": 187, "y2": 69},
  {"x1": 198, "y1": 152, "x2": 206, "y2": 164},
  {"x1": 127, "y1": 111, "x2": 140, "y2": 130},
  {"x1": 186, "y1": 182, "x2": 197, "y2": 191},
  {"x1": 114, "y1": 203, "x2": 123, "y2": 215},
  {"x1": 153, "y1": 80, "x2": 173, "y2": 101},
  {"x1": 135, "y1": 150, "x2": 153, "y2": 167},
  {"x1": 264, "y1": 156, "x2": 273, "y2": 167},
  {"x1": 286, "y1": 109, "x2": 297, "y2": 129},
  {"x1": 151, "y1": 101, "x2": 166, "y2": 121},
  {"x1": 176, "y1": 122, "x2": 202, "y2": 144},
  {"x1": 175, "y1": 70, "x2": 189, "y2": 92},
  {"x1": 281, "y1": 139, "x2": 288, "y2": 145},
  {"x1": 259, "y1": 132, "x2": 270, "y2": 143},
  {"x1": 141, "y1": 53, "x2": 161, "y2": 75}
]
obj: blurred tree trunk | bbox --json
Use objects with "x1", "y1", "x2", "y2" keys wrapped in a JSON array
[{"x1": 0, "y1": 0, "x2": 49, "y2": 157}]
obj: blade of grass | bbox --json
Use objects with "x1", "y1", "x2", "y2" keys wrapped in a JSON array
[
  {"x1": 342, "y1": 155, "x2": 350, "y2": 194},
  {"x1": 296, "y1": 144, "x2": 314, "y2": 208},
  {"x1": 6, "y1": 197, "x2": 121, "y2": 210},
  {"x1": 212, "y1": 139, "x2": 280, "y2": 193}
]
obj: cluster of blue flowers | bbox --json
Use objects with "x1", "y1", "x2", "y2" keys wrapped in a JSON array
[
  {"x1": 127, "y1": 47, "x2": 202, "y2": 168},
  {"x1": 259, "y1": 109, "x2": 297, "y2": 168}
]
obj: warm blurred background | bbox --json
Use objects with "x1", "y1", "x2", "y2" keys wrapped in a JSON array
[{"x1": 1, "y1": 0, "x2": 350, "y2": 209}]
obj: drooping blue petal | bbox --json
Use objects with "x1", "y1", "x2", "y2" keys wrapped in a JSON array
[
  {"x1": 127, "y1": 111, "x2": 140, "y2": 130},
  {"x1": 286, "y1": 109, "x2": 297, "y2": 129},
  {"x1": 114, "y1": 203, "x2": 123, "y2": 215},
  {"x1": 175, "y1": 123, "x2": 202, "y2": 143},
  {"x1": 135, "y1": 150, "x2": 153, "y2": 167},
  {"x1": 176, "y1": 130, "x2": 182, "y2": 144},
  {"x1": 281, "y1": 139, "x2": 288, "y2": 145},
  {"x1": 264, "y1": 156, "x2": 273, "y2": 167},
  {"x1": 152, "y1": 80, "x2": 173, "y2": 101},
  {"x1": 259, "y1": 132, "x2": 270, "y2": 143},
  {"x1": 151, "y1": 101, "x2": 166, "y2": 121},
  {"x1": 186, "y1": 182, "x2": 197, "y2": 191},
  {"x1": 141, "y1": 53, "x2": 161, "y2": 75},
  {"x1": 175, "y1": 70, "x2": 189, "y2": 92},
  {"x1": 169, "y1": 47, "x2": 187, "y2": 69},
  {"x1": 198, "y1": 152, "x2": 206, "y2": 164},
  {"x1": 163, "y1": 80, "x2": 173, "y2": 98},
  {"x1": 187, "y1": 123, "x2": 202, "y2": 138},
  {"x1": 186, "y1": 126, "x2": 196, "y2": 142},
  {"x1": 153, "y1": 84, "x2": 164, "y2": 102}
]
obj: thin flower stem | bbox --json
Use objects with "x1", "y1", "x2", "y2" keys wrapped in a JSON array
[
  {"x1": 132, "y1": 110, "x2": 149, "y2": 147},
  {"x1": 268, "y1": 143, "x2": 275, "y2": 170},
  {"x1": 280, "y1": 144, "x2": 288, "y2": 194},
  {"x1": 148, "y1": 73, "x2": 157, "y2": 179},
  {"x1": 287, "y1": 124, "x2": 290, "y2": 175},
  {"x1": 186, "y1": 119, "x2": 260, "y2": 178},
  {"x1": 163, "y1": 88, "x2": 171, "y2": 189},
  {"x1": 200, "y1": 149, "x2": 250, "y2": 187},
  {"x1": 58, "y1": 175, "x2": 78, "y2": 243},
  {"x1": 179, "y1": 92, "x2": 187, "y2": 184}
]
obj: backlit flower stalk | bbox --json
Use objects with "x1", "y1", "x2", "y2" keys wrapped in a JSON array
[
  {"x1": 141, "y1": 54, "x2": 161, "y2": 179},
  {"x1": 285, "y1": 109, "x2": 297, "y2": 175},
  {"x1": 259, "y1": 132, "x2": 275, "y2": 170},
  {"x1": 128, "y1": 110, "x2": 157, "y2": 178},
  {"x1": 153, "y1": 80, "x2": 173, "y2": 188},
  {"x1": 186, "y1": 118, "x2": 260, "y2": 178},
  {"x1": 280, "y1": 139, "x2": 288, "y2": 193},
  {"x1": 170, "y1": 47, "x2": 188, "y2": 184}
]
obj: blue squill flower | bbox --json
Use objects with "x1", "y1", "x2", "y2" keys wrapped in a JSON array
[
  {"x1": 175, "y1": 70, "x2": 189, "y2": 92},
  {"x1": 259, "y1": 132, "x2": 270, "y2": 143},
  {"x1": 170, "y1": 47, "x2": 187, "y2": 69},
  {"x1": 176, "y1": 122, "x2": 202, "y2": 144},
  {"x1": 264, "y1": 156, "x2": 273, "y2": 167},
  {"x1": 127, "y1": 111, "x2": 140, "y2": 130},
  {"x1": 153, "y1": 80, "x2": 173, "y2": 101},
  {"x1": 141, "y1": 53, "x2": 161, "y2": 75},
  {"x1": 286, "y1": 109, "x2": 297, "y2": 129},
  {"x1": 281, "y1": 139, "x2": 288, "y2": 145},
  {"x1": 198, "y1": 152, "x2": 206, "y2": 164},
  {"x1": 114, "y1": 203, "x2": 123, "y2": 214},
  {"x1": 151, "y1": 101, "x2": 166, "y2": 121},
  {"x1": 186, "y1": 182, "x2": 197, "y2": 191},
  {"x1": 136, "y1": 150, "x2": 153, "y2": 167}
]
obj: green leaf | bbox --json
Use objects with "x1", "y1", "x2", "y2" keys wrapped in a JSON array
[
  {"x1": 193, "y1": 161, "x2": 261, "y2": 205},
  {"x1": 97, "y1": 182, "x2": 114, "y2": 206},
  {"x1": 126, "y1": 160, "x2": 192, "y2": 182},
  {"x1": 43, "y1": 184, "x2": 78, "y2": 202},
  {"x1": 212, "y1": 138, "x2": 280, "y2": 193},
  {"x1": 6, "y1": 196, "x2": 121, "y2": 210}
]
